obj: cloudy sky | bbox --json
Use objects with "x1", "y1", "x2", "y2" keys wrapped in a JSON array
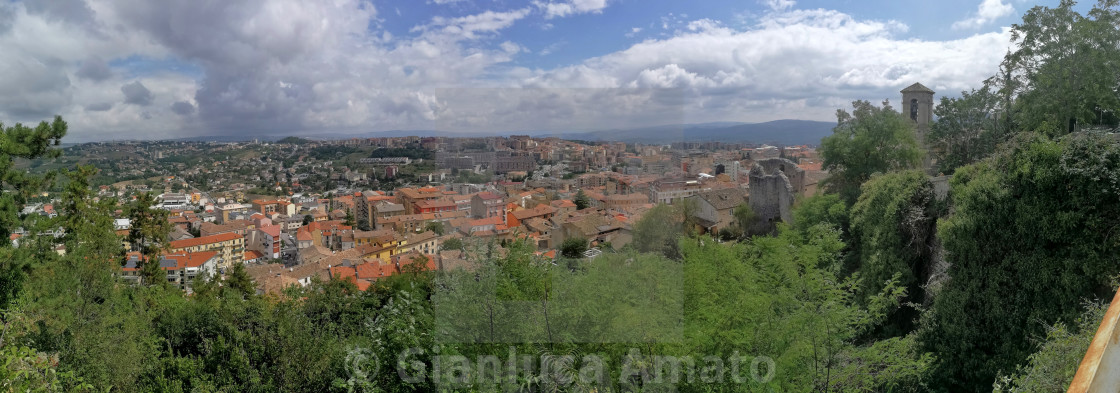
[{"x1": 0, "y1": 0, "x2": 1073, "y2": 141}]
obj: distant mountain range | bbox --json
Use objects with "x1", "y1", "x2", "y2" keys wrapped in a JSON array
[
  {"x1": 161, "y1": 119, "x2": 837, "y2": 146},
  {"x1": 547, "y1": 120, "x2": 836, "y2": 145}
]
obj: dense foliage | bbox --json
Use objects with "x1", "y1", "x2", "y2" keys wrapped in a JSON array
[
  {"x1": 368, "y1": 144, "x2": 434, "y2": 160},
  {"x1": 849, "y1": 170, "x2": 937, "y2": 336},
  {"x1": 920, "y1": 132, "x2": 1120, "y2": 391},
  {"x1": 928, "y1": 85, "x2": 1014, "y2": 175},
  {"x1": 820, "y1": 100, "x2": 923, "y2": 204}
]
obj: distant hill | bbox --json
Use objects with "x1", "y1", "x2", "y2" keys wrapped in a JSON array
[
  {"x1": 553, "y1": 120, "x2": 836, "y2": 146},
  {"x1": 276, "y1": 136, "x2": 311, "y2": 144},
  {"x1": 154, "y1": 119, "x2": 836, "y2": 146}
]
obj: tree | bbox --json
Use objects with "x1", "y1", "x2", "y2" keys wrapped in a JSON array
[
  {"x1": 849, "y1": 171, "x2": 937, "y2": 336},
  {"x1": 343, "y1": 210, "x2": 354, "y2": 227},
  {"x1": 424, "y1": 221, "x2": 445, "y2": 236},
  {"x1": 631, "y1": 204, "x2": 683, "y2": 259},
  {"x1": 928, "y1": 85, "x2": 1013, "y2": 175},
  {"x1": 921, "y1": 133, "x2": 1120, "y2": 391},
  {"x1": 226, "y1": 262, "x2": 256, "y2": 298},
  {"x1": 820, "y1": 100, "x2": 923, "y2": 204},
  {"x1": 994, "y1": 301, "x2": 1106, "y2": 393},
  {"x1": 573, "y1": 189, "x2": 590, "y2": 210},
  {"x1": 1004, "y1": 0, "x2": 1120, "y2": 135},
  {"x1": 674, "y1": 196, "x2": 700, "y2": 238},
  {"x1": 793, "y1": 193, "x2": 849, "y2": 232},
  {"x1": 440, "y1": 237, "x2": 463, "y2": 251},
  {"x1": 126, "y1": 192, "x2": 171, "y2": 286},
  {"x1": 356, "y1": 214, "x2": 371, "y2": 231},
  {"x1": 0, "y1": 116, "x2": 66, "y2": 308},
  {"x1": 729, "y1": 203, "x2": 759, "y2": 239},
  {"x1": 302, "y1": 214, "x2": 313, "y2": 226},
  {"x1": 560, "y1": 237, "x2": 588, "y2": 258}
]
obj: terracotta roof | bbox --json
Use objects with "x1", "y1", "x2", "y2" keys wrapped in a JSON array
[
  {"x1": 330, "y1": 266, "x2": 357, "y2": 281},
  {"x1": 170, "y1": 232, "x2": 242, "y2": 249},
  {"x1": 244, "y1": 250, "x2": 265, "y2": 260},
  {"x1": 259, "y1": 224, "x2": 282, "y2": 237},
  {"x1": 551, "y1": 200, "x2": 577, "y2": 208},
  {"x1": 512, "y1": 204, "x2": 556, "y2": 220},
  {"x1": 296, "y1": 229, "x2": 312, "y2": 241}
]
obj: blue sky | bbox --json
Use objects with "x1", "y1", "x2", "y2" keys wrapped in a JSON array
[{"x1": 0, "y1": 0, "x2": 1080, "y2": 141}]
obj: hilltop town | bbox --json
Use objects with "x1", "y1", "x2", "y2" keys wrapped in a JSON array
[{"x1": 17, "y1": 133, "x2": 825, "y2": 294}]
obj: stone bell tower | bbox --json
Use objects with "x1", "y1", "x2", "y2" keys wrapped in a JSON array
[{"x1": 901, "y1": 82, "x2": 935, "y2": 172}]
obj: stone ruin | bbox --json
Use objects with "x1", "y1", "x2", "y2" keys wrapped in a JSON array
[{"x1": 748, "y1": 158, "x2": 804, "y2": 234}]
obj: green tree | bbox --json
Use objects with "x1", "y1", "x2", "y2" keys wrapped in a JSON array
[
  {"x1": 573, "y1": 189, "x2": 590, "y2": 210},
  {"x1": 630, "y1": 204, "x2": 683, "y2": 258},
  {"x1": 440, "y1": 237, "x2": 463, "y2": 251},
  {"x1": 994, "y1": 301, "x2": 1107, "y2": 393},
  {"x1": 1005, "y1": 0, "x2": 1120, "y2": 135},
  {"x1": 793, "y1": 193, "x2": 849, "y2": 232},
  {"x1": 729, "y1": 203, "x2": 759, "y2": 239},
  {"x1": 849, "y1": 170, "x2": 936, "y2": 336},
  {"x1": 343, "y1": 210, "x2": 354, "y2": 227},
  {"x1": 674, "y1": 196, "x2": 700, "y2": 237},
  {"x1": 559, "y1": 237, "x2": 588, "y2": 258},
  {"x1": 820, "y1": 100, "x2": 923, "y2": 204},
  {"x1": 424, "y1": 221, "x2": 445, "y2": 236},
  {"x1": 0, "y1": 116, "x2": 67, "y2": 308},
  {"x1": 302, "y1": 214, "x2": 313, "y2": 226},
  {"x1": 928, "y1": 85, "x2": 1013, "y2": 175},
  {"x1": 921, "y1": 133, "x2": 1120, "y2": 391},
  {"x1": 356, "y1": 214, "x2": 371, "y2": 231},
  {"x1": 226, "y1": 262, "x2": 256, "y2": 298},
  {"x1": 126, "y1": 192, "x2": 171, "y2": 286}
]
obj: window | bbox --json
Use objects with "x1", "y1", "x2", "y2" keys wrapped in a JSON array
[{"x1": 910, "y1": 99, "x2": 919, "y2": 121}]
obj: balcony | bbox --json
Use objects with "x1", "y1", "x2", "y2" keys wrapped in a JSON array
[{"x1": 1070, "y1": 287, "x2": 1120, "y2": 392}]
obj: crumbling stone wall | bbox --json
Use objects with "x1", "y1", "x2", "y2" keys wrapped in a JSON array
[{"x1": 748, "y1": 158, "x2": 803, "y2": 234}]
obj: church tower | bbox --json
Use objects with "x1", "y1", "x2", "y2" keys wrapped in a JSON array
[{"x1": 901, "y1": 82, "x2": 935, "y2": 172}]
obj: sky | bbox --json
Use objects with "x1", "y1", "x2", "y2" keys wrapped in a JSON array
[{"x1": 0, "y1": 0, "x2": 1077, "y2": 141}]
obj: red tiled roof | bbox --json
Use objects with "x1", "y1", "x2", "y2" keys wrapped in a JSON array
[
  {"x1": 468, "y1": 216, "x2": 504, "y2": 227},
  {"x1": 169, "y1": 232, "x2": 242, "y2": 249},
  {"x1": 244, "y1": 250, "x2": 264, "y2": 260},
  {"x1": 330, "y1": 266, "x2": 357, "y2": 281},
  {"x1": 259, "y1": 224, "x2": 282, "y2": 237},
  {"x1": 296, "y1": 229, "x2": 312, "y2": 241},
  {"x1": 356, "y1": 279, "x2": 371, "y2": 291},
  {"x1": 551, "y1": 200, "x2": 577, "y2": 208}
]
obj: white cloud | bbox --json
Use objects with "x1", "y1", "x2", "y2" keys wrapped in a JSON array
[
  {"x1": 952, "y1": 0, "x2": 1014, "y2": 30},
  {"x1": 535, "y1": 0, "x2": 609, "y2": 19},
  {"x1": 416, "y1": 9, "x2": 530, "y2": 40},
  {"x1": 516, "y1": 8, "x2": 1011, "y2": 127},
  {"x1": 0, "y1": 0, "x2": 1017, "y2": 140},
  {"x1": 761, "y1": 0, "x2": 795, "y2": 12}
]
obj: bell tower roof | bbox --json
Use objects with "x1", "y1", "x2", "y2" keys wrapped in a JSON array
[{"x1": 901, "y1": 82, "x2": 935, "y2": 94}]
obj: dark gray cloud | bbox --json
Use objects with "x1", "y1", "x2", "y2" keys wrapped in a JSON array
[
  {"x1": 121, "y1": 80, "x2": 153, "y2": 106},
  {"x1": 24, "y1": 0, "x2": 95, "y2": 24},
  {"x1": 0, "y1": 3, "x2": 15, "y2": 35},
  {"x1": 105, "y1": 0, "x2": 375, "y2": 133},
  {"x1": 76, "y1": 57, "x2": 113, "y2": 81},
  {"x1": 85, "y1": 102, "x2": 113, "y2": 112},
  {"x1": 0, "y1": 57, "x2": 72, "y2": 120},
  {"x1": 170, "y1": 101, "x2": 195, "y2": 116}
]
